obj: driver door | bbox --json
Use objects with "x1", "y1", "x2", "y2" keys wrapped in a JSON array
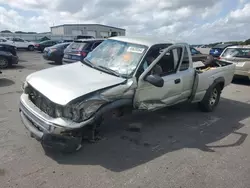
[{"x1": 133, "y1": 44, "x2": 185, "y2": 111}]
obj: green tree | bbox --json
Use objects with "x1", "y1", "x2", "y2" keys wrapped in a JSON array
[{"x1": 244, "y1": 39, "x2": 250, "y2": 45}]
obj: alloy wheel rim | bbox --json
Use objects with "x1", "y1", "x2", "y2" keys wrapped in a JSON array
[
  {"x1": 0, "y1": 58, "x2": 8, "y2": 67},
  {"x1": 209, "y1": 88, "x2": 218, "y2": 106}
]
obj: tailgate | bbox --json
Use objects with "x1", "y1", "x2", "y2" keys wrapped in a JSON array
[{"x1": 191, "y1": 62, "x2": 236, "y2": 103}]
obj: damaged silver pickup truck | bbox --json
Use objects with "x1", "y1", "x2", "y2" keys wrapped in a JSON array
[{"x1": 19, "y1": 36, "x2": 236, "y2": 152}]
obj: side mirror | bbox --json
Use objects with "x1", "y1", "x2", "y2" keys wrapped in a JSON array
[{"x1": 145, "y1": 74, "x2": 164, "y2": 87}]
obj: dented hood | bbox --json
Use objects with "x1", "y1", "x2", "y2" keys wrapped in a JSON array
[{"x1": 26, "y1": 62, "x2": 126, "y2": 105}]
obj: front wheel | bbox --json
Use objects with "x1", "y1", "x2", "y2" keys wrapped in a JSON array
[
  {"x1": 198, "y1": 84, "x2": 221, "y2": 112},
  {"x1": 0, "y1": 56, "x2": 9, "y2": 68}
]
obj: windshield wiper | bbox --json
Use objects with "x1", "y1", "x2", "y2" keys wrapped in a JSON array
[
  {"x1": 82, "y1": 59, "x2": 94, "y2": 67},
  {"x1": 97, "y1": 66, "x2": 121, "y2": 77},
  {"x1": 83, "y1": 60, "x2": 122, "y2": 77}
]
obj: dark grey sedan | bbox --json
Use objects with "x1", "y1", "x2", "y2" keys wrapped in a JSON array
[{"x1": 43, "y1": 42, "x2": 71, "y2": 64}]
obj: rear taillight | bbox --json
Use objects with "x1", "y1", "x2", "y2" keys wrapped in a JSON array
[
  {"x1": 218, "y1": 56, "x2": 221, "y2": 59},
  {"x1": 75, "y1": 51, "x2": 87, "y2": 57},
  {"x1": 35, "y1": 44, "x2": 39, "y2": 47},
  {"x1": 81, "y1": 52, "x2": 87, "y2": 57}
]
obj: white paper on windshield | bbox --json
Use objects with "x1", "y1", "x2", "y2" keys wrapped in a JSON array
[{"x1": 127, "y1": 46, "x2": 145, "y2": 53}]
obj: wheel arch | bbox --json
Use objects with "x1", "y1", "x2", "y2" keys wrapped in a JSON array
[
  {"x1": 213, "y1": 77, "x2": 225, "y2": 91},
  {"x1": 200, "y1": 76, "x2": 225, "y2": 102}
]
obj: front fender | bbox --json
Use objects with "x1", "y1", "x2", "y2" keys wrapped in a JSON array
[{"x1": 92, "y1": 98, "x2": 133, "y2": 121}]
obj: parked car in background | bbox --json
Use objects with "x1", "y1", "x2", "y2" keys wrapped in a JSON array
[
  {"x1": 63, "y1": 39, "x2": 104, "y2": 64},
  {"x1": 209, "y1": 43, "x2": 234, "y2": 57},
  {"x1": 43, "y1": 42, "x2": 71, "y2": 64},
  {"x1": 6, "y1": 37, "x2": 35, "y2": 51},
  {"x1": 0, "y1": 44, "x2": 18, "y2": 68},
  {"x1": 0, "y1": 37, "x2": 15, "y2": 46},
  {"x1": 34, "y1": 40, "x2": 60, "y2": 52},
  {"x1": 75, "y1": 35, "x2": 95, "y2": 40},
  {"x1": 190, "y1": 47, "x2": 208, "y2": 61},
  {"x1": 190, "y1": 47, "x2": 202, "y2": 55},
  {"x1": 219, "y1": 45, "x2": 250, "y2": 80},
  {"x1": 60, "y1": 39, "x2": 73, "y2": 43},
  {"x1": 200, "y1": 45, "x2": 209, "y2": 48}
]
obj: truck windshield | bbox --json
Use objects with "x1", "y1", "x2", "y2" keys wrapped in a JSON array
[{"x1": 84, "y1": 39, "x2": 148, "y2": 77}]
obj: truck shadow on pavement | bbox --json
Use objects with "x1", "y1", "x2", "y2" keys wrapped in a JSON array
[{"x1": 46, "y1": 98, "x2": 249, "y2": 172}]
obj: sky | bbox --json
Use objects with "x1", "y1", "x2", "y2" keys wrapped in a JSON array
[{"x1": 0, "y1": 0, "x2": 250, "y2": 44}]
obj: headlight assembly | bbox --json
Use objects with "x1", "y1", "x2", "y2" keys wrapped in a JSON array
[
  {"x1": 83, "y1": 100, "x2": 106, "y2": 119},
  {"x1": 63, "y1": 100, "x2": 106, "y2": 122},
  {"x1": 72, "y1": 108, "x2": 81, "y2": 122},
  {"x1": 55, "y1": 106, "x2": 63, "y2": 117},
  {"x1": 63, "y1": 107, "x2": 73, "y2": 119}
]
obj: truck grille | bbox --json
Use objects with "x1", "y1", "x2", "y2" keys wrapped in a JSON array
[{"x1": 27, "y1": 85, "x2": 56, "y2": 118}]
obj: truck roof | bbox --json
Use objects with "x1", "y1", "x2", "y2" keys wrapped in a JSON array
[{"x1": 110, "y1": 36, "x2": 177, "y2": 47}]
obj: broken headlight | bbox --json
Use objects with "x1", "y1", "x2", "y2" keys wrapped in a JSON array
[
  {"x1": 63, "y1": 100, "x2": 106, "y2": 122},
  {"x1": 81, "y1": 100, "x2": 106, "y2": 120},
  {"x1": 55, "y1": 106, "x2": 63, "y2": 117}
]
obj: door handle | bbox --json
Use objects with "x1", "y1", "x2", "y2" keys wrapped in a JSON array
[{"x1": 174, "y1": 78, "x2": 181, "y2": 84}]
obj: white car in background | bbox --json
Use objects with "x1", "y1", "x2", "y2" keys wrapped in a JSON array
[
  {"x1": 6, "y1": 37, "x2": 35, "y2": 51},
  {"x1": 0, "y1": 37, "x2": 15, "y2": 46}
]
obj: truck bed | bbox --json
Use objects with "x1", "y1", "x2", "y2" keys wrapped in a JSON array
[{"x1": 191, "y1": 59, "x2": 236, "y2": 103}]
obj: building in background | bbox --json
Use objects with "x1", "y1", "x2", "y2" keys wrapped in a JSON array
[{"x1": 50, "y1": 24, "x2": 126, "y2": 38}]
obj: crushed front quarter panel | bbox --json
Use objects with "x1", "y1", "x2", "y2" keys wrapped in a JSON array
[{"x1": 100, "y1": 78, "x2": 137, "y2": 100}]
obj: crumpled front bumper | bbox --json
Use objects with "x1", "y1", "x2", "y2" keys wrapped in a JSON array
[{"x1": 19, "y1": 94, "x2": 93, "y2": 152}]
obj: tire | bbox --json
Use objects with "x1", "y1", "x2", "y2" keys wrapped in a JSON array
[
  {"x1": 198, "y1": 84, "x2": 221, "y2": 112},
  {"x1": 28, "y1": 45, "x2": 34, "y2": 51},
  {"x1": 0, "y1": 56, "x2": 9, "y2": 68},
  {"x1": 55, "y1": 60, "x2": 62, "y2": 65}
]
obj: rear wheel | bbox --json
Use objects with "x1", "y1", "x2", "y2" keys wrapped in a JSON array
[
  {"x1": 28, "y1": 45, "x2": 34, "y2": 51},
  {"x1": 0, "y1": 56, "x2": 9, "y2": 68},
  {"x1": 198, "y1": 84, "x2": 221, "y2": 112}
]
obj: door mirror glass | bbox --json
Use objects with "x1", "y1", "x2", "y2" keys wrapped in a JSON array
[{"x1": 145, "y1": 74, "x2": 164, "y2": 87}]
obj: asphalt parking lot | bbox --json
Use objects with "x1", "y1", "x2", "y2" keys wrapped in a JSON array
[{"x1": 1, "y1": 51, "x2": 250, "y2": 188}]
